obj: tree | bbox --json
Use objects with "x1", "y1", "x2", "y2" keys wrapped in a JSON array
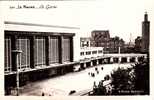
[
  {"x1": 110, "y1": 61, "x2": 149, "y2": 95},
  {"x1": 91, "y1": 75, "x2": 111, "y2": 95},
  {"x1": 91, "y1": 61, "x2": 149, "y2": 95},
  {"x1": 110, "y1": 67, "x2": 134, "y2": 95},
  {"x1": 133, "y1": 61, "x2": 149, "y2": 95}
]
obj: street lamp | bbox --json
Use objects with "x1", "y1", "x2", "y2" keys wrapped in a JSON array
[
  {"x1": 118, "y1": 46, "x2": 121, "y2": 54},
  {"x1": 12, "y1": 50, "x2": 22, "y2": 96}
]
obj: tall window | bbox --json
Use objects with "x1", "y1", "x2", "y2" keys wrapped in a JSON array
[
  {"x1": 49, "y1": 37, "x2": 59, "y2": 64},
  {"x1": 17, "y1": 38, "x2": 30, "y2": 69},
  {"x1": 62, "y1": 37, "x2": 70, "y2": 62},
  {"x1": 5, "y1": 37, "x2": 12, "y2": 72},
  {"x1": 35, "y1": 37, "x2": 46, "y2": 66}
]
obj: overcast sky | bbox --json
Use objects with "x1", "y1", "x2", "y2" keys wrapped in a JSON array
[{"x1": 1, "y1": 0, "x2": 154, "y2": 43}]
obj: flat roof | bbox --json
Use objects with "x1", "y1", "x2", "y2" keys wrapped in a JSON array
[{"x1": 5, "y1": 21, "x2": 80, "y2": 29}]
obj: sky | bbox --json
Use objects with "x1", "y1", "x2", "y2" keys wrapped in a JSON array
[{"x1": 1, "y1": 0, "x2": 154, "y2": 43}]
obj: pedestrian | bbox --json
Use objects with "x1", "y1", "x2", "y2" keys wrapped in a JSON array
[
  {"x1": 42, "y1": 92, "x2": 45, "y2": 96},
  {"x1": 92, "y1": 73, "x2": 95, "y2": 77},
  {"x1": 101, "y1": 67, "x2": 104, "y2": 70},
  {"x1": 95, "y1": 67, "x2": 98, "y2": 71},
  {"x1": 93, "y1": 81, "x2": 97, "y2": 88},
  {"x1": 97, "y1": 71, "x2": 99, "y2": 74}
]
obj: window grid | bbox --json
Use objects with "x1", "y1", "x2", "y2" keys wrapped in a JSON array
[
  {"x1": 49, "y1": 37, "x2": 59, "y2": 64},
  {"x1": 62, "y1": 37, "x2": 70, "y2": 62},
  {"x1": 17, "y1": 38, "x2": 30, "y2": 69},
  {"x1": 5, "y1": 33, "x2": 73, "y2": 73},
  {"x1": 35, "y1": 37, "x2": 46, "y2": 66}
]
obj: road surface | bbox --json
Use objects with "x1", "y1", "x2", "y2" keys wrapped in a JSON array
[{"x1": 20, "y1": 63, "x2": 134, "y2": 96}]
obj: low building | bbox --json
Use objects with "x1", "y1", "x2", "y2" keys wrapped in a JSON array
[
  {"x1": 80, "y1": 47, "x2": 104, "y2": 60},
  {"x1": 109, "y1": 36, "x2": 125, "y2": 53},
  {"x1": 91, "y1": 30, "x2": 110, "y2": 53},
  {"x1": 80, "y1": 37, "x2": 91, "y2": 47},
  {"x1": 91, "y1": 30, "x2": 125, "y2": 53},
  {"x1": 123, "y1": 42, "x2": 135, "y2": 53}
]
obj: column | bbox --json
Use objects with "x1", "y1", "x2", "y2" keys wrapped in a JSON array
[
  {"x1": 98, "y1": 59, "x2": 101, "y2": 64},
  {"x1": 80, "y1": 63, "x2": 85, "y2": 69},
  {"x1": 135, "y1": 57, "x2": 138, "y2": 62},
  {"x1": 144, "y1": 55, "x2": 147, "y2": 61},
  {"x1": 70, "y1": 37, "x2": 74, "y2": 62},
  {"x1": 127, "y1": 57, "x2": 130, "y2": 63},
  {"x1": 108, "y1": 58, "x2": 110, "y2": 64},
  {"x1": 30, "y1": 36, "x2": 35, "y2": 68},
  {"x1": 84, "y1": 63, "x2": 86, "y2": 68},
  {"x1": 96, "y1": 60, "x2": 99, "y2": 65},
  {"x1": 118, "y1": 57, "x2": 121, "y2": 63},
  {"x1": 90, "y1": 61, "x2": 93, "y2": 66},
  {"x1": 104, "y1": 58, "x2": 107, "y2": 63},
  {"x1": 110, "y1": 57, "x2": 113, "y2": 63},
  {"x1": 11, "y1": 35, "x2": 17, "y2": 71},
  {"x1": 58, "y1": 36, "x2": 62, "y2": 64},
  {"x1": 102, "y1": 59, "x2": 105, "y2": 64},
  {"x1": 45, "y1": 36, "x2": 50, "y2": 66}
]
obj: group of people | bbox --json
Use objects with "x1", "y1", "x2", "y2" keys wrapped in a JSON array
[{"x1": 88, "y1": 66, "x2": 103, "y2": 78}]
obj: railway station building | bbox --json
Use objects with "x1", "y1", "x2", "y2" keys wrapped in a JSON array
[{"x1": 4, "y1": 21, "x2": 80, "y2": 94}]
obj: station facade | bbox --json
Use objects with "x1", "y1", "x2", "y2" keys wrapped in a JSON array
[{"x1": 4, "y1": 21, "x2": 80, "y2": 94}]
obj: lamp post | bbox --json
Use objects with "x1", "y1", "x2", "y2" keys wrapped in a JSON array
[
  {"x1": 118, "y1": 46, "x2": 121, "y2": 67},
  {"x1": 118, "y1": 46, "x2": 121, "y2": 54},
  {"x1": 12, "y1": 50, "x2": 22, "y2": 96}
]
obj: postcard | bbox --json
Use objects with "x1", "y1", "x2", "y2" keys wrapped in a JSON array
[{"x1": 0, "y1": 0, "x2": 153, "y2": 100}]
